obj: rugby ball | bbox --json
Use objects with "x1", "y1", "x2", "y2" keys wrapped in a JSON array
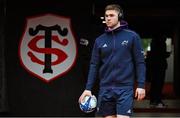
[{"x1": 79, "y1": 95, "x2": 97, "y2": 113}]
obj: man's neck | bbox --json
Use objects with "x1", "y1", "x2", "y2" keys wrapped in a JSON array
[{"x1": 108, "y1": 22, "x2": 120, "y2": 30}]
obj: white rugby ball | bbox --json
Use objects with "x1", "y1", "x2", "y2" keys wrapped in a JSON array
[{"x1": 79, "y1": 95, "x2": 97, "y2": 113}]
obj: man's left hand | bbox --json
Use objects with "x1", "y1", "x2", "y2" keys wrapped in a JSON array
[{"x1": 135, "y1": 88, "x2": 146, "y2": 101}]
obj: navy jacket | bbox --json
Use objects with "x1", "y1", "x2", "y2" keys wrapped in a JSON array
[{"x1": 86, "y1": 21, "x2": 146, "y2": 90}]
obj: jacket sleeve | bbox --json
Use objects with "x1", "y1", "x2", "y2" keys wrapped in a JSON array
[
  {"x1": 132, "y1": 34, "x2": 146, "y2": 88},
  {"x1": 85, "y1": 40, "x2": 100, "y2": 91}
]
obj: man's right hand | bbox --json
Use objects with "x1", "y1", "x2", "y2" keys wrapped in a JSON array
[{"x1": 78, "y1": 90, "x2": 92, "y2": 103}]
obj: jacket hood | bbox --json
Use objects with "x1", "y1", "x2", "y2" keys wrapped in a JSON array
[{"x1": 105, "y1": 20, "x2": 128, "y2": 33}]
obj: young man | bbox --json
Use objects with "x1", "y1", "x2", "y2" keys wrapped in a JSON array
[{"x1": 79, "y1": 4, "x2": 146, "y2": 118}]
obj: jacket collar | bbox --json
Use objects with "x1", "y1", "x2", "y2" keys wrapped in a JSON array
[{"x1": 105, "y1": 20, "x2": 128, "y2": 33}]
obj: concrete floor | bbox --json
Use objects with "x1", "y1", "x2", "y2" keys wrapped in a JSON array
[
  {"x1": 133, "y1": 99, "x2": 180, "y2": 117},
  {"x1": 133, "y1": 113, "x2": 180, "y2": 117},
  {"x1": 134, "y1": 99, "x2": 180, "y2": 109}
]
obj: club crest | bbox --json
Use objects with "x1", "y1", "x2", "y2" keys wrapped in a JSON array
[{"x1": 19, "y1": 14, "x2": 77, "y2": 82}]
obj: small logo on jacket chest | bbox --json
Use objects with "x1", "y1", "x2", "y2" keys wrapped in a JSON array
[
  {"x1": 102, "y1": 43, "x2": 107, "y2": 48},
  {"x1": 121, "y1": 40, "x2": 128, "y2": 46}
]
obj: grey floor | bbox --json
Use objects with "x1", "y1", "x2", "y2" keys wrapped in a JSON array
[
  {"x1": 133, "y1": 99, "x2": 180, "y2": 117},
  {"x1": 133, "y1": 113, "x2": 180, "y2": 117},
  {"x1": 134, "y1": 99, "x2": 180, "y2": 109}
]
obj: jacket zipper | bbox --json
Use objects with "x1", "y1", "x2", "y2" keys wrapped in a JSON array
[
  {"x1": 111, "y1": 31, "x2": 115, "y2": 87},
  {"x1": 112, "y1": 31, "x2": 115, "y2": 51}
]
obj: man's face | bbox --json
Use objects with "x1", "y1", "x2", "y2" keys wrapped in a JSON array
[{"x1": 105, "y1": 10, "x2": 119, "y2": 29}]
